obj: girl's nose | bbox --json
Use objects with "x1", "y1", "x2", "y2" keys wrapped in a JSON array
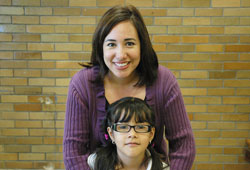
[{"x1": 128, "y1": 128, "x2": 138, "y2": 138}]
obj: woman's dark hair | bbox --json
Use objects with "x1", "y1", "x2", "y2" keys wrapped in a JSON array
[
  {"x1": 93, "y1": 97, "x2": 167, "y2": 170},
  {"x1": 82, "y1": 5, "x2": 158, "y2": 86}
]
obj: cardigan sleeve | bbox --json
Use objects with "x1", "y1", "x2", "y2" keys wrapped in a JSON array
[
  {"x1": 162, "y1": 71, "x2": 196, "y2": 170},
  {"x1": 63, "y1": 79, "x2": 91, "y2": 170}
]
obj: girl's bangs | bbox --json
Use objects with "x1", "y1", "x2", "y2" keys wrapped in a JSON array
[{"x1": 112, "y1": 102, "x2": 154, "y2": 125}]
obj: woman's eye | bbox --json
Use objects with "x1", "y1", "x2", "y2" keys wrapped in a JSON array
[
  {"x1": 107, "y1": 43, "x2": 115, "y2": 47},
  {"x1": 126, "y1": 42, "x2": 135, "y2": 46}
]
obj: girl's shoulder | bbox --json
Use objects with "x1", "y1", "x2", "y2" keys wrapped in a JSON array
[
  {"x1": 87, "y1": 153, "x2": 97, "y2": 170},
  {"x1": 146, "y1": 150, "x2": 170, "y2": 170},
  {"x1": 162, "y1": 162, "x2": 170, "y2": 170}
]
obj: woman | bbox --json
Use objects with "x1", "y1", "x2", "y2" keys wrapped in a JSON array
[
  {"x1": 88, "y1": 97, "x2": 169, "y2": 170},
  {"x1": 63, "y1": 5, "x2": 195, "y2": 170}
]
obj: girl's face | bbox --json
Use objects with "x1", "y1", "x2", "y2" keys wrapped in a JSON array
[
  {"x1": 103, "y1": 20, "x2": 141, "y2": 81},
  {"x1": 107, "y1": 116, "x2": 155, "y2": 162}
]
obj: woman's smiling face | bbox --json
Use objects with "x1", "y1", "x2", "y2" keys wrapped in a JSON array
[{"x1": 103, "y1": 20, "x2": 141, "y2": 81}]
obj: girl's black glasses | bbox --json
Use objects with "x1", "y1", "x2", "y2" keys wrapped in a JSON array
[{"x1": 111, "y1": 124, "x2": 152, "y2": 133}]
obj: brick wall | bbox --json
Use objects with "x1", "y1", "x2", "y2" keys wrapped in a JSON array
[{"x1": 0, "y1": 0, "x2": 249, "y2": 169}]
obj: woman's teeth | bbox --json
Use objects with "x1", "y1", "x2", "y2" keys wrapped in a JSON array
[{"x1": 115, "y1": 62, "x2": 128, "y2": 67}]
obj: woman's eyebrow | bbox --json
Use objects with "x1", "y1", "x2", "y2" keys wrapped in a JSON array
[
  {"x1": 104, "y1": 39, "x2": 116, "y2": 42},
  {"x1": 125, "y1": 38, "x2": 136, "y2": 41},
  {"x1": 104, "y1": 38, "x2": 136, "y2": 42}
]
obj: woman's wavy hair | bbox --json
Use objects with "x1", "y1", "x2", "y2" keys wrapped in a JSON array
[
  {"x1": 82, "y1": 5, "x2": 158, "y2": 86},
  {"x1": 93, "y1": 97, "x2": 167, "y2": 170}
]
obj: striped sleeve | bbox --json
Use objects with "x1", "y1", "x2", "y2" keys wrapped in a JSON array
[
  {"x1": 161, "y1": 68, "x2": 196, "y2": 170},
  {"x1": 63, "y1": 80, "x2": 91, "y2": 170}
]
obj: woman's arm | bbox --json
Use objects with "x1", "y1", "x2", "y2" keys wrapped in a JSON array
[
  {"x1": 63, "y1": 81, "x2": 91, "y2": 170},
  {"x1": 163, "y1": 72, "x2": 196, "y2": 170}
]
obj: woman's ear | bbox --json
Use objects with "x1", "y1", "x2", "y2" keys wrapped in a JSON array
[{"x1": 107, "y1": 127, "x2": 115, "y2": 142}]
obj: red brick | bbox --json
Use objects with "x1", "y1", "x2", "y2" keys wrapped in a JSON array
[
  {"x1": 225, "y1": 45, "x2": 250, "y2": 52},
  {"x1": 15, "y1": 87, "x2": 42, "y2": 95},
  {"x1": 197, "y1": 44, "x2": 223, "y2": 52},
  {"x1": 224, "y1": 63, "x2": 250, "y2": 70},
  {"x1": 195, "y1": 8, "x2": 223, "y2": 16},
  {"x1": 222, "y1": 113, "x2": 249, "y2": 121},
  {"x1": 0, "y1": 153, "x2": 18, "y2": 160},
  {"x1": 14, "y1": 104, "x2": 42, "y2": 111},
  {"x1": 197, "y1": 27, "x2": 224, "y2": 34},
  {"x1": 140, "y1": 9, "x2": 167, "y2": 16},
  {"x1": 182, "y1": 36, "x2": 209, "y2": 43},
  {"x1": 240, "y1": 36, "x2": 250, "y2": 43},
  {"x1": 41, "y1": 0, "x2": 69, "y2": 7},
  {"x1": 209, "y1": 71, "x2": 236, "y2": 79},
  {"x1": 208, "y1": 105, "x2": 235, "y2": 113},
  {"x1": 5, "y1": 162, "x2": 33, "y2": 169},
  {"x1": 5, "y1": 145, "x2": 30, "y2": 152},
  {"x1": 54, "y1": 7, "x2": 81, "y2": 15},
  {"x1": 0, "y1": 61, "x2": 27, "y2": 69},
  {"x1": 153, "y1": 35, "x2": 180, "y2": 43},
  {"x1": 0, "y1": 51, "x2": 13, "y2": 59},
  {"x1": 69, "y1": 0, "x2": 96, "y2": 6},
  {"x1": 224, "y1": 80, "x2": 250, "y2": 87},
  {"x1": 212, "y1": 0, "x2": 240, "y2": 7},
  {"x1": 211, "y1": 54, "x2": 238, "y2": 61},
  {"x1": 44, "y1": 137, "x2": 63, "y2": 144},
  {"x1": 15, "y1": 52, "x2": 41, "y2": 60},
  {"x1": 224, "y1": 164, "x2": 250, "y2": 170},
  {"x1": 16, "y1": 137, "x2": 43, "y2": 144},
  {"x1": 183, "y1": 0, "x2": 210, "y2": 7},
  {"x1": 0, "y1": 137, "x2": 16, "y2": 144},
  {"x1": 210, "y1": 36, "x2": 238, "y2": 43},
  {"x1": 0, "y1": 0, "x2": 11, "y2": 5}
]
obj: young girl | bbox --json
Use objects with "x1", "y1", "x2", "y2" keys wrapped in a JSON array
[{"x1": 87, "y1": 97, "x2": 169, "y2": 170}]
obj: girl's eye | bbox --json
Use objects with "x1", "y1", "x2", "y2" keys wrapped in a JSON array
[
  {"x1": 137, "y1": 125, "x2": 146, "y2": 129},
  {"x1": 119, "y1": 125, "x2": 128, "y2": 129}
]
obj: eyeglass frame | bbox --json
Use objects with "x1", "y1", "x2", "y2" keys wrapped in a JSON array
[{"x1": 111, "y1": 123, "x2": 152, "y2": 133}]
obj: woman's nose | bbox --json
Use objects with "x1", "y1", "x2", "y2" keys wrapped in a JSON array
[{"x1": 116, "y1": 46, "x2": 127, "y2": 59}]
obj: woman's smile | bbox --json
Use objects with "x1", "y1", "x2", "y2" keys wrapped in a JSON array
[{"x1": 113, "y1": 61, "x2": 130, "y2": 69}]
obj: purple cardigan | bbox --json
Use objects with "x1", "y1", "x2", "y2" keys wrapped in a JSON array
[{"x1": 63, "y1": 65, "x2": 195, "y2": 170}]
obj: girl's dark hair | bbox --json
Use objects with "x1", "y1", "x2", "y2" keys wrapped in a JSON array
[
  {"x1": 81, "y1": 5, "x2": 158, "y2": 86},
  {"x1": 93, "y1": 97, "x2": 167, "y2": 170}
]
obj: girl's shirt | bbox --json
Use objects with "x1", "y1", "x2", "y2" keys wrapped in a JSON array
[{"x1": 87, "y1": 149, "x2": 170, "y2": 170}]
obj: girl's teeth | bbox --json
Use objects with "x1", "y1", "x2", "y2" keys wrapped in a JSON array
[{"x1": 116, "y1": 62, "x2": 128, "y2": 67}]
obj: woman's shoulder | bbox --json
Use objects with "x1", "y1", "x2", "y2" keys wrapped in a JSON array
[
  {"x1": 70, "y1": 66, "x2": 100, "y2": 88},
  {"x1": 71, "y1": 66, "x2": 99, "y2": 82},
  {"x1": 157, "y1": 65, "x2": 175, "y2": 80},
  {"x1": 153, "y1": 65, "x2": 177, "y2": 88},
  {"x1": 68, "y1": 66, "x2": 100, "y2": 99}
]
